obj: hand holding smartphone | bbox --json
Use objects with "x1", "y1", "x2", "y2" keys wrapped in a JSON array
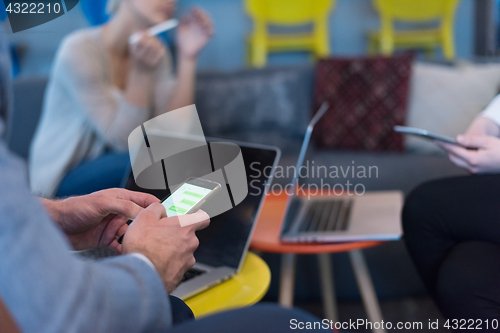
[
  {"x1": 117, "y1": 177, "x2": 220, "y2": 243},
  {"x1": 161, "y1": 177, "x2": 221, "y2": 217}
]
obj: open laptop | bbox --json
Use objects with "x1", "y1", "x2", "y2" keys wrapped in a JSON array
[
  {"x1": 280, "y1": 103, "x2": 403, "y2": 243},
  {"x1": 123, "y1": 139, "x2": 280, "y2": 299}
]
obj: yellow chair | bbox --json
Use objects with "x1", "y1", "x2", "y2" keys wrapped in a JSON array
[
  {"x1": 368, "y1": 0, "x2": 460, "y2": 60},
  {"x1": 184, "y1": 252, "x2": 271, "y2": 318},
  {"x1": 245, "y1": 0, "x2": 336, "y2": 68}
]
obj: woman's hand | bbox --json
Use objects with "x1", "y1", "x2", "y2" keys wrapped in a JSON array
[
  {"x1": 129, "y1": 34, "x2": 166, "y2": 71},
  {"x1": 177, "y1": 7, "x2": 214, "y2": 60},
  {"x1": 436, "y1": 135, "x2": 500, "y2": 174}
]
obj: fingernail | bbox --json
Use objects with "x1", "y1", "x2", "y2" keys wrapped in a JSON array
[
  {"x1": 178, "y1": 210, "x2": 209, "y2": 227},
  {"x1": 197, "y1": 210, "x2": 210, "y2": 220}
]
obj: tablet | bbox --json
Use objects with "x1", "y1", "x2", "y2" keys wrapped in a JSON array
[
  {"x1": 394, "y1": 126, "x2": 479, "y2": 151},
  {"x1": 393, "y1": 126, "x2": 459, "y2": 145}
]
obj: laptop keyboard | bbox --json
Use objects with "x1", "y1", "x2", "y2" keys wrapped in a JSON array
[
  {"x1": 181, "y1": 267, "x2": 206, "y2": 283},
  {"x1": 300, "y1": 199, "x2": 353, "y2": 232}
]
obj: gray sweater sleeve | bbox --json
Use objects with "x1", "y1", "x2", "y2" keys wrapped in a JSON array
[
  {"x1": 53, "y1": 33, "x2": 150, "y2": 151},
  {"x1": 0, "y1": 128, "x2": 172, "y2": 332}
]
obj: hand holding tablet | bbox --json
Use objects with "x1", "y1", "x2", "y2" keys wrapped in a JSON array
[
  {"x1": 392, "y1": 125, "x2": 500, "y2": 173},
  {"x1": 394, "y1": 126, "x2": 478, "y2": 150}
]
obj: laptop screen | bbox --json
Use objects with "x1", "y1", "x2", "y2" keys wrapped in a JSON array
[{"x1": 123, "y1": 141, "x2": 279, "y2": 269}]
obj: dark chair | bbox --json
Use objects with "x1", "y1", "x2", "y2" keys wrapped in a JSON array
[{"x1": 7, "y1": 76, "x2": 47, "y2": 160}]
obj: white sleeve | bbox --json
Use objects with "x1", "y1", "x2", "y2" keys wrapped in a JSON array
[
  {"x1": 55, "y1": 35, "x2": 150, "y2": 151},
  {"x1": 480, "y1": 94, "x2": 500, "y2": 126}
]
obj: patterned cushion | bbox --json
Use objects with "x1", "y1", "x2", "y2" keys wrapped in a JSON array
[{"x1": 312, "y1": 52, "x2": 414, "y2": 152}]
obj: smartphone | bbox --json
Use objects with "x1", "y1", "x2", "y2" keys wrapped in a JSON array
[
  {"x1": 117, "y1": 177, "x2": 221, "y2": 244},
  {"x1": 161, "y1": 177, "x2": 221, "y2": 217},
  {"x1": 393, "y1": 126, "x2": 477, "y2": 150}
]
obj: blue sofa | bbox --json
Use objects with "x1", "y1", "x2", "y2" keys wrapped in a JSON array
[{"x1": 8, "y1": 66, "x2": 466, "y2": 302}]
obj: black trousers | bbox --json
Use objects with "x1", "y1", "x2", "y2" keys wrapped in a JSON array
[
  {"x1": 403, "y1": 174, "x2": 500, "y2": 326},
  {"x1": 169, "y1": 303, "x2": 330, "y2": 332},
  {"x1": 169, "y1": 297, "x2": 331, "y2": 332},
  {"x1": 169, "y1": 296, "x2": 195, "y2": 325}
]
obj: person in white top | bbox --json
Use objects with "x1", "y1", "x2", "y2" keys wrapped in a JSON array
[
  {"x1": 402, "y1": 95, "x2": 500, "y2": 325},
  {"x1": 29, "y1": 0, "x2": 213, "y2": 198}
]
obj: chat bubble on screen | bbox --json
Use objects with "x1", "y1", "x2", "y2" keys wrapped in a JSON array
[{"x1": 128, "y1": 105, "x2": 248, "y2": 220}]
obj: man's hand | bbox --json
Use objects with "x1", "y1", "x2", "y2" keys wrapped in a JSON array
[
  {"x1": 122, "y1": 203, "x2": 210, "y2": 293},
  {"x1": 42, "y1": 189, "x2": 159, "y2": 252},
  {"x1": 436, "y1": 135, "x2": 500, "y2": 174}
]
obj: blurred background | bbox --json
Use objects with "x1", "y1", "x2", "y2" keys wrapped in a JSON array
[
  {"x1": 1, "y1": 0, "x2": 488, "y2": 75},
  {"x1": 4, "y1": 1, "x2": 500, "y2": 332}
]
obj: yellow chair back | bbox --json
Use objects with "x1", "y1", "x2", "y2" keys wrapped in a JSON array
[
  {"x1": 245, "y1": 0, "x2": 335, "y2": 67},
  {"x1": 374, "y1": 0, "x2": 459, "y2": 21},
  {"x1": 246, "y1": 0, "x2": 333, "y2": 25},
  {"x1": 373, "y1": 0, "x2": 459, "y2": 22},
  {"x1": 369, "y1": 0, "x2": 460, "y2": 60}
]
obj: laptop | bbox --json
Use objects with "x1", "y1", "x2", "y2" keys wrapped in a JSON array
[
  {"x1": 280, "y1": 103, "x2": 403, "y2": 243},
  {"x1": 123, "y1": 138, "x2": 280, "y2": 299}
]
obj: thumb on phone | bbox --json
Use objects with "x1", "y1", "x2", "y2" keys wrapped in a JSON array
[
  {"x1": 177, "y1": 210, "x2": 210, "y2": 228},
  {"x1": 456, "y1": 135, "x2": 490, "y2": 149}
]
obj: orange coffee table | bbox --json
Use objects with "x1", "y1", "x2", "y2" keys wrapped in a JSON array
[{"x1": 251, "y1": 192, "x2": 387, "y2": 333}]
